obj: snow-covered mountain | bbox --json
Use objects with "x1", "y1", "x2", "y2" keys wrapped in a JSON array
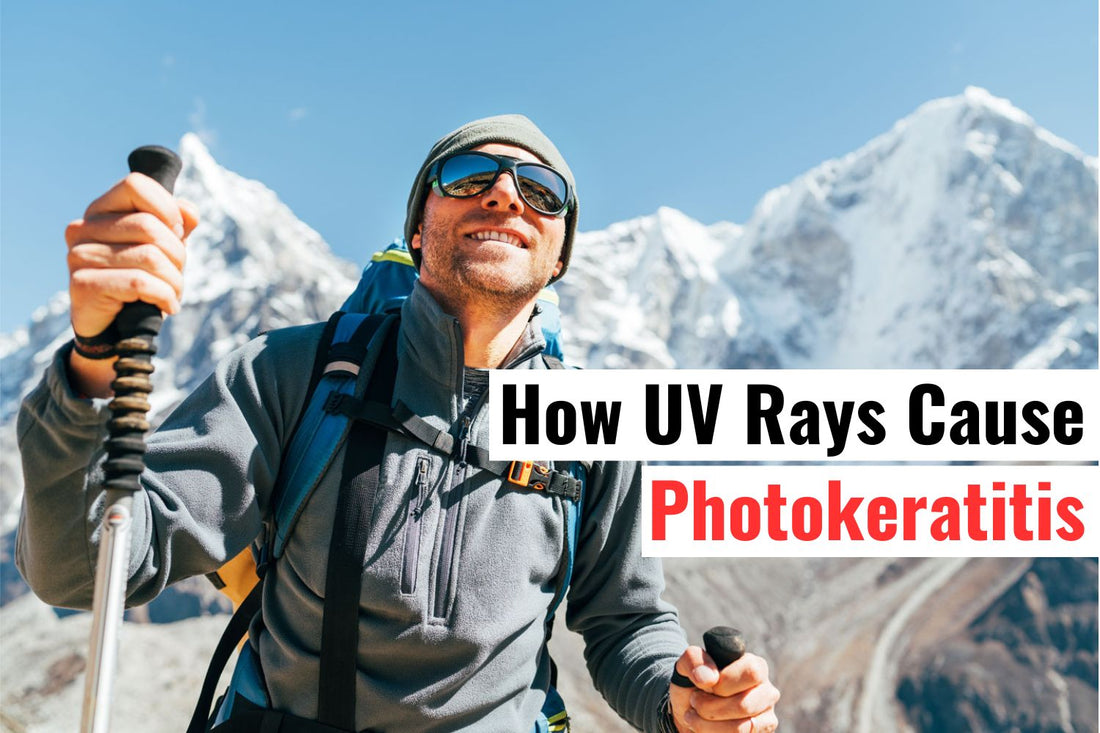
[
  {"x1": 1, "y1": 88, "x2": 1096, "y2": 732},
  {"x1": 557, "y1": 86, "x2": 1097, "y2": 371}
]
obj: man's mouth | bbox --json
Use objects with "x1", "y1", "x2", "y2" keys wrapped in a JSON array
[{"x1": 468, "y1": 230, "x2": 527, "y2": 248}]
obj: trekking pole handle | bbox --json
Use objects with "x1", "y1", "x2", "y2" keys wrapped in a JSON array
[
  {"x1": 98, "y1": 146, "x2": 182, "y2": 493},
  {"x1": 702, "y1": 626, "x2": 746, "y2": 668},
  {"x1": 670, "y1": 626, "x2": 747, "y2": 688},
  {"x1": 128, "y1": 145, "x2": 183, "y2": 192}
]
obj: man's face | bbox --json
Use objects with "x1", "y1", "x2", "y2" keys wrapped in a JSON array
[{"x1": 411, "y1": 143, "x2": 567, "y2": 310}]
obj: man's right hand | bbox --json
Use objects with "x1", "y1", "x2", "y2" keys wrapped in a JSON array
[{"x1": 65, "y1": 172, "x2": 199, "y2": 397}]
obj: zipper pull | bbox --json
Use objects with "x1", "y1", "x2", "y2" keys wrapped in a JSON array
[
  {"x1": 413, "y1": 458, "x2": 431, "y2": 517},
  {"x1": 457, "y1": 416, "x2": 472, "y2": 468}
]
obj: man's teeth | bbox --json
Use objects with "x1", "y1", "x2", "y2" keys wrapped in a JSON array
[{"x1": 471, "y1": 231, "x2": 522, "y2": 247}]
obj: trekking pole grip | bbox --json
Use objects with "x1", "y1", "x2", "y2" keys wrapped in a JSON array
[
  {"x1": 101, "y1": 146, "x2": 182, "y2": 492},
  {"x1": 670, "y1": 626, "x2": 747, "y2": 689},
  {"x1": 703, "y1": 626, "x2": 746, "y2": 669}
]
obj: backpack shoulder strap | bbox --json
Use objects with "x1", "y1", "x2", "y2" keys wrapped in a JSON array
[
  {"x1": 202, "y1": 313, "x2": 348, "y2": 594},
  {"x1": 270, "y1": 311, "x2": 396, "y2": 560},
  {"x1": 317, "y1": 319, "x2": 400, "y2": 729},
  {"x1": 546, "y1": 460, "x2": 586, "y2": 622},
  {"x1": 189, "y1": 312, "x2": 398, "y2": 731},
  {"x1": 542, "y1": 350, "x2": 588, "y2": 618},
  {"x1": 187, "y1": 582, "x2": 263, "y2": 733},
  {"x1": 539, "y1": 457, "x2": 587, "y2": 724}
]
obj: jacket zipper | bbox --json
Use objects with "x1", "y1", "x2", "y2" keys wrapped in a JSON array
[
  {"x1": 432, "y1": 415, "x2": 472, "y2": 619},
  {"x1": 430, "y1": 320, "x2": 545, "y2": 620},
  {"x1": 401, "y1": 455, "x2": 431, "y2": 595}
]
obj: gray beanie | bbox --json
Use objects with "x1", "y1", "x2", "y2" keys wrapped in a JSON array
[{"x1": 404, "y1": 114, "x2": 578, "y2": 284}]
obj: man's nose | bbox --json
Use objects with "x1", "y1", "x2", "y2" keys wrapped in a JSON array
[{"x1": 481, "y1": 171, "x2": 525, "y2": 213}]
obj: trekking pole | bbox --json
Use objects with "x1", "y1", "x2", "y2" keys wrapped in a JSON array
[{"x1": 81, "y1": 146, "x2": 182, "y2": 733}]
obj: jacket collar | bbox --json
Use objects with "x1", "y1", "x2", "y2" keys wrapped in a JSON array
[{"x1": 397, "y1": 281, "x2": 547, "y2": 425}]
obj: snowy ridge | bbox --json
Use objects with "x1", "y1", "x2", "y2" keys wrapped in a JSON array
[
  {"x1": 559, "y1": 90, "x2": 1095, "y2": 371},
  {"x1": 558, "y1": 207, "x2": 751, "y2": 369}
]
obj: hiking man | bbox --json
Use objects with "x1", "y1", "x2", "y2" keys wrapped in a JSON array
[{"x1": 17, "y1": 115, "x2": 780, "y2": 732}]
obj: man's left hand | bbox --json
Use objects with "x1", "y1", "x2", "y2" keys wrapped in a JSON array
[{"x1": 669, "y1": 645, "x2": 780, "y2": 732}]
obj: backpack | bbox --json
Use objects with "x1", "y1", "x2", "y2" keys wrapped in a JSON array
[{"x1": 193, "y1": 245, "x2": 584, "y2": 733}]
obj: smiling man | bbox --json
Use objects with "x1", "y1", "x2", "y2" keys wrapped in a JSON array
[{"x1": 17, "y1": 115, "x2": 778, "y2": 732}]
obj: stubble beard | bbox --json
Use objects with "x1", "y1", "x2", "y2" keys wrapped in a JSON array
[{"x1": 419, "y1": 226, "x2": 555, "y2": 315}]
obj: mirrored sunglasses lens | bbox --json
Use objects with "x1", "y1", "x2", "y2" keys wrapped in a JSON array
[
  {"x1": 439, "y1": 155, "x2": 499, "y2": 197},
  {"x1": 517, "y1": 165, "x2": 568, "y2": 214}
]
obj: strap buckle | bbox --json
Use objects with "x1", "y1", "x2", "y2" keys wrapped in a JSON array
[
  {"x1": 507, "y1": 461, "x2": 534, "y2": 486},
  {"x1": 508, "y1": 461, "x2": 552, "y2": 491},
  {"x1": 255, "y1": 541, "x2": 271, "y2": 579}
]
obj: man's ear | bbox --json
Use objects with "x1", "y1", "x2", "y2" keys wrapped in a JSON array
[
  {"x1": 410, "y1": 226, "x2": 422, "y2": 251},
  {"x1": 551, "y1": 259, "x2": 563, "y2": 278}
]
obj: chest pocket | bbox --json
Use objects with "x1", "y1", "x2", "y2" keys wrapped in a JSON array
[
  {"x1": 381, "y1": 439, "x2": 578, "y2": 627},
  {"x1": 425, "y1": 461, "x2": 571, "y2": 625}
]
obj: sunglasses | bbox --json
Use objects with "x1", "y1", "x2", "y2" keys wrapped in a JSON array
[{"x1": 430, "y1": 151, "x2": 572, "y2": 217}]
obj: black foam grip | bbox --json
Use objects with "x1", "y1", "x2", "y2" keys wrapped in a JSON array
[
  {"x1": 116, "y1": 144, "x2": 181, "y2": 340},
  {"x1": 117, "y1": 144, "x2": 180, "y2": 341},
  {"x1": 128, "y1": 145, "x2": 182, "y2": 194},
  {"x1": 702, "y1": 626, "x2": 747, "y2": 668},
  {"x1": 669, "y1": 626, "x2": 749, "y2": 688}
]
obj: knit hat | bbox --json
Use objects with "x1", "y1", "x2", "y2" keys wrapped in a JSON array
[{"x1": 404, "y1": 114, "x2": 578, "y2": 284}]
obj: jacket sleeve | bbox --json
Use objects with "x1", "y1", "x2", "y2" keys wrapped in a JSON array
[
  {"x1": 15, "y1": 324, "x2": 321, "y2": 610},
  {"x1": 565, "y1": 460, "x2": 685, "y2": 732}
]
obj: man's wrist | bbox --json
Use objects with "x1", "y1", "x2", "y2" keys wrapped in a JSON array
[
  {"x1": 72, "y1": 323, "x2": 120, "y2": 360},
  {"x1": 65, "y1": 341, "x2": 118, "y2": 399}
]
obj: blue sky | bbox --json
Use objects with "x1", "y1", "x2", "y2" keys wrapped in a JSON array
[{"x1": 1, "y1": 1, "x2": 1096, "y2": 331}]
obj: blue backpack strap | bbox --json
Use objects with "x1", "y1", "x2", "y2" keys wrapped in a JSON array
[
  {"x1": 533, "y1": 289, "x2": 564, "y2": 362},
  {"x1": 532, "y1": 457, "x2": 587, "y2": 733},
  {"x1": 546, "y1": 459, "x2": 587, "y2": 622},
  {"x1": 191, "y1": 312, "x2": 395, "y2": 732},
  {"x1": 539, "y1": 687, "x2": 571, "y2": 733},
  {"x1": 317, "y1": 319, "x2": 401, "y2": 730},
  {"x1": 542, "y1": 353, "x2": 584, "y2": 620},
  {"x1": 271, "y1": 311, "x2": 395, "y2": 560},
  {"x1": 532, "y1": 355, "x2": 587, "y2": 733}
]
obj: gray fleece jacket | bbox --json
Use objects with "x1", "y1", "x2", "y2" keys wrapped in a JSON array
[{"x1": 16, "y1": 283, "x2": 686, "y2": 732}]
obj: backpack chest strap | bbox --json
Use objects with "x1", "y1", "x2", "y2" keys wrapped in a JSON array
[{"x1": 323, "y1": 394, "x2": 581, "y2": 502}]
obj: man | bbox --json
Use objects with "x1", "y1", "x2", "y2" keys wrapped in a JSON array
[{"x1": 17, "y1": 115, "x2": 779, "y2": 732}]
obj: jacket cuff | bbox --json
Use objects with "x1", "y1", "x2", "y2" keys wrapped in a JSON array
[
  {"x1": 656, "y1": 689, "x2": 679, "y2": 733},
  {"x1": 40, "y1": 341, "x2": 110, "y2": 425}
]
